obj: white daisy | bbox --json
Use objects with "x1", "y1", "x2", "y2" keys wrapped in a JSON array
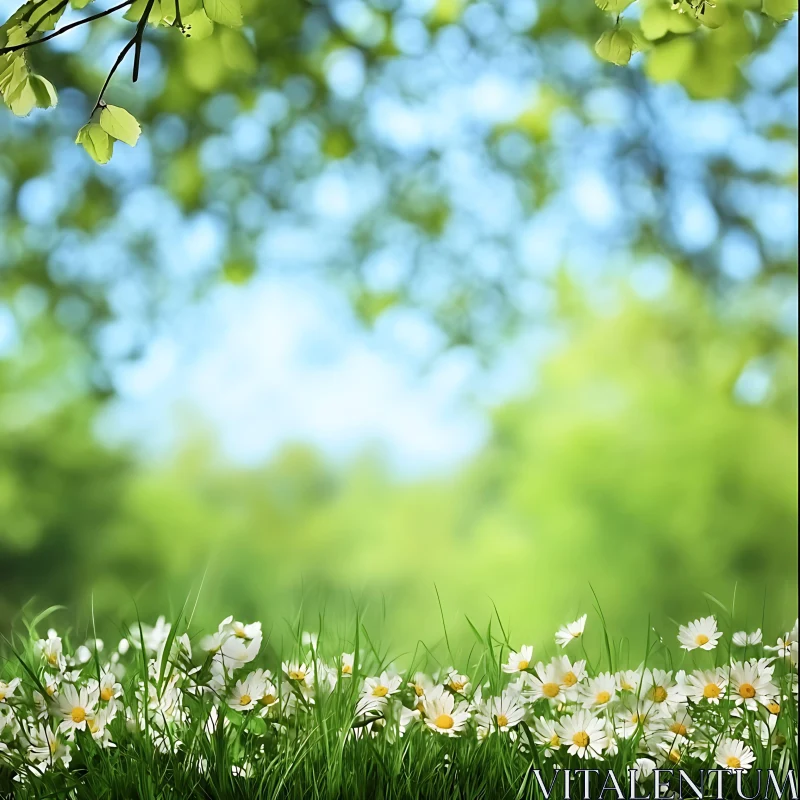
[
  {"x1": 23, "y1": 722, "x2": 72, "y2": 767},
  {"x1": 282, "y1": 660, "x2": 314, "y2": 686},
  {"x1": 408, "y1": 672, "x2": 435, "y2": 702},
  {"x1": 580, "y1": 672, "x2": 617, "y2": 710},
  {"x1": 555, "y1": 615, "x2": 587, "y2": 648},
  {"x1": 640, "y1": 669, "x2": 686, "y2": 716},
  {"x1": 422, "y1": 685, "x2": 471, "y2": 736},
  {"x1": 35, "y1": 633, "x2": 65, "y2": 671},
  {"x1": 525, "y1": 660, "x2": 566, "y2": 704},
  {"x1": 532, "y1": 715, "x2": 562, "y2": 757},
  {"x1": 729, "y1": 660, "x2": 778, "y2": 710},
  {"x1": 445, "y1": 670, "x2": 471, "y2": 695},
  {"x1": 475, "y1": 689, "x2": 525, "y2": 733},
  {"x1": 715, "y1": 738, "x2": 756, "y2": 772},
  {"x1": 616, "y1": 668, "x2": 643, "y2": 694},
  {"x1": 681, "y1": 668, "x2": 727, "y2": 705},
  {"x1": 363, "y1": 671, "x2": 403, "y2": 700},
  {"x1": 228, "y1": 672, "x2": 268, "y2": 712},
  {"x1": 340, "y1": 653, "x2": 355, "y2": 677},
  {"x1": 0, "y1": 678, "x2": 21, "y2": 704},
  {"x1": 54, "y1": 684, "x2": 97, "y2": 735},
  {"x1": 732, "y1": 630, "x2": 762, "y2": 647},
  {"x1": 766, "y1": 620, "x2": 798, "y2": 665},
  {"x1": 555, "y1": 710, "x2": 608, "y2": 758},
  {"x1": 503, "y1": 645, "x2": 534, "y2": 674},
  {"x1": 677, "y1": 616, "x2": 722, "y2": 652},
  {"x1": 554, "y1": 655, "x2": 587, "y2": 701}
]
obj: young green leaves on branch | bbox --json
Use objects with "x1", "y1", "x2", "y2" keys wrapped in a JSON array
[
  {"x1": 1, "y1": 0, "x2": 244, "y2": 163},
  {"x1": 594, "y1": 0, "x2": 798, "y2": 74},
  {"x1": 76, "y1": 104, "x2": 141, "y2": 163}
]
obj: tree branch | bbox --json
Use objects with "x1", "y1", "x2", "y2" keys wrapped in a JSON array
[
  {"x1": 1, "y1": 1, "x2": 135, "y2": 56},
  {"x1": 90, "y1": 33, "x2": 136, "y2": 114}
]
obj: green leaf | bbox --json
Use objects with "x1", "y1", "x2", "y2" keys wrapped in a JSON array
[
  {"x1": 762, "y1": 0, "x2": 797, "y2": 19},
  {"x1": 640, "y1": 2, "x2": 699, "y2": 39},
  {"x1": 203, "y1": 0, "x2": 242, "y2": 27},
  {"x1": 70, "y1": 0, "x2": 95, "y2": 8},
  {"x1": 28, "y1": 0, "x2": 69, "y2": 32},
  {"x1": 124, "y1": 0, "x2": 168, "y2": 25},
  {"x1": 645, "y1": 37, "x2": 696, "y2": 82},
  {"x1": 696, "y1": 1, "x2": 729, "y2": 27},
  {"x1": 5, "y1": 67, "x2": 37, "y2": 116},
  {"x1": 182, "y1": 8, "x2": 214, "y2": 40},
  {"x1": 594, "y1": 29, "x2": 635, "y2": 65},
  {"x1": 30, "y1": 74, "x2": 58, "y2": 109},
  {"x1": 595, "y1": 0, "x2": 635, "y2": 11},
  {"x1": 76, "y1": 122, "x2": 114, "y2": 164},
  {"x1": 100, "y1": 105, "x2": 141, "y2": 147}
]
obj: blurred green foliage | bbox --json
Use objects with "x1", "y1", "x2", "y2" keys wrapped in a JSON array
[
  {"x1": 2, "y1": 275, "x2": 796, "y2": 647},
  {"x1": 0, "y1": 0, "x2": 797, "y2": 649}
]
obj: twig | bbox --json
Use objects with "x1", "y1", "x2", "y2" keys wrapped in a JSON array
[
  {"x1": 91, "y1": 33, "x2": 136, "y2": 114},
  {"x1": 1, "y1": 1, "x2": 135, "y2": 56},
  {"x1": 131, "y1": 0, "x2": 156, "y2": 82}
]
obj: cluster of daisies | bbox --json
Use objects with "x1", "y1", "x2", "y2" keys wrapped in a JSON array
[{"x1": 0, "y1": 612, "x2": 797, "y2": 786}]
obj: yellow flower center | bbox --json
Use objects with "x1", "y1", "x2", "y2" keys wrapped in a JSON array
[
  {"x1": 416, "y1": 701, "x2": 425, "y2": 714},
  {"x1": 726, "y1": 756, "x2": 741, "y2": 769},
  {"x1": 0, "y1": 691, "x2": 5, "y2": 702},
  {"x1": 414, "y1": 685, "x2": 425, "y2": 697},
  {"x1": 542, "y1": 682, "x2": 560, "y2": 698},
  {"x1": 372, "y1": 685, "x2": 389, "y2": 697},
  {"x1": 47, "y1": 653, "x2": 58, "y2": 666},
  {"x1": 595, "y1": 691, "x2": 611, "y2": 705},
  {"x1": 703, "y1": 684, "x2": 721, "y2": 699},
  {"x1": 46, "y1": 685, "x2": 56, "y2": 697},
  {"x1": 562, "y1": 672, "x2": 577, "y2": 687},
  {"x1": 650, "y1": 685, "x2": 668, "y2": 703},
  {"x1": 71, "y1": 707, "x2": 86, "y2": 724},
  {"x1": 49, "y1": 738, "x2": 59, "y2": 754},
  {"x1": 435, "y1": 713, "x2": 454, "y2": 730},
  {"x1": 496, "y1": 714, "x2": 509, "y2": 727},
  {"x1": 549, "y1": 734, "x2": 560, "y2": 747},
  {"x1": 100, "y1": 687, "x2": 114, "y2": 702},
  {"x1": 767, "y1": 702, "x2": 780, "y2": 715},
  {"x1": 342, "y1": 664, "x2": 352, "y2": 675},
  {"x1": 87, "y1": 718, "x2": 100, "y2": 734},
  {"x1": 669, "y1": 749, "x2": 681, "y2": 764},
  {"x1": 240, "y1": 694, "x2": 252, "y2": 706},
  {"x1": 738, "y1": 683, "x2": 756, "y2": 699},
  {"x1": 630, "y1": 713, "x2": 642, "y2": 724},
  {"x1": 235, "y1": 630, "x2": 248, "y2": 639},
  {"x1": 449, "y1": 679, "x2": 466, "y2": 692},
  {"x1": 288, "y1": 670, "x2": 306, "y2": 681},
  {"x1": 670, "y1": 723, "x2": 688, "y2": 736},
  {"x1": 695, "y1": 634, "x2": 709, "y2": 646},
  {"x1": 572, "y1": 731, "x2": 590, "y2": 748},
  {"x1": 620, "y1": 680, "x2": 634, "y2": 691},
  {"x1": 517, "y1": 660, "x2": 529, "y2": 670},
  {"x1": 260, "y1": 694, "x2": 276, "y2": 706}
]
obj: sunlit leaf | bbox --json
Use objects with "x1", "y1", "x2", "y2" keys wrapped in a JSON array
[
  {"x1": 203, "y1": 0, "x2": 242, "y2": 27},
  {"x1": 595, "y1": 29, "x2": 635, "y2": 65},
  {"x1": 100, "y1": 105, "x2": 141, "y2": 147},
  {"x1": 76, "y1": 122, "x2": 114, "y2": 164}
]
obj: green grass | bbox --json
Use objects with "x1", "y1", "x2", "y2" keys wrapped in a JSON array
[{"x1": 0, "y1": 604, "x2": 797, "y2": 799}]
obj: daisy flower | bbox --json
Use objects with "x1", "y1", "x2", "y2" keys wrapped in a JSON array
[
  {"x1": 555, "y1": 615, "x2": 587, "y2": 648},
  {"x1": 228, "y1": 672, "x2": 268, "y2": 712},
  {"x1": 282, "y1": 660, "x2": 314, "y2": 686},
  {"x1": 340, "y1": 653, "x2": 355, "y2": 677},
  {"x1": 0, "y1": 678, "x2": 21, "y2": 704},
  {"x1": 532, "y1": 716, "x2": 562, "y2": 757},
  {"x1": 130, "y1": 617, "x2": 171, "y2": 655},
  {"x1": 681, "y1": 668, "x2": 727, "y2": 705},
  {"x1": 580, "y1": 672, "x2": 617, "y2": 710},
  {"x1": 554, "y1": 655, "x2": 587, "y2": 701},
  {"x1": 54, "y1": 684, "x2": 97, "y2": 735},
  {"x1": 616, "y1": 668, "x2": 642, "y2": 694},
  {"x1": 408, "y1": 672, "x2": 435, "y2": 701},
  {"x1": 35, "y1": 633, "x2": 65, "y2": 671},
  {"x1": 640, "y1": 669, "x2": 686, "y2": 716},
  {"x1": 475, "y1": 689, "x2": 525, "y2": 733},
  {"x1": 766, "y1": 620, "x2": 798, "y2": 665},
  {"x1": 363, "y1": 671, "x2": 403, "y2": 700},
  {"x1": 677, "y1": 616, "x2": 722, "y2": 652},
  {"x1": 526, "y1": 660, "x2": 566, "y2": 704},
  {"x1": 732, "y1": 630, "x2": 762, "y2": 647},
  {"x1": 23, "y1": 722, "x2": 72, "y2": 767},
  {"x1": 88, "y1": 671, "x2": 123, "y2": 705},
  {"x1": 422, "y1": 685, "x2": 471, "y2": 736},
  {"x1": 445, "y1": 670, "x2": 471, "y2": 695},
  {"x1": 729, "y1": 660, "x2": 778, "y2": 710},
  {"x1": 715, "y1": 738, "x2": 756, "y2": 772},
  {"x1": 503, "y1": 645, "x2": 534, "y2": 674},
  {"x1": 555, "y1": 710, "x2": 608, "y2": 758}
]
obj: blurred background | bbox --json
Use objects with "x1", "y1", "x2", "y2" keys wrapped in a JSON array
[{"x1": 1, "y1": 0, "x2": 797, "y2": 652}]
